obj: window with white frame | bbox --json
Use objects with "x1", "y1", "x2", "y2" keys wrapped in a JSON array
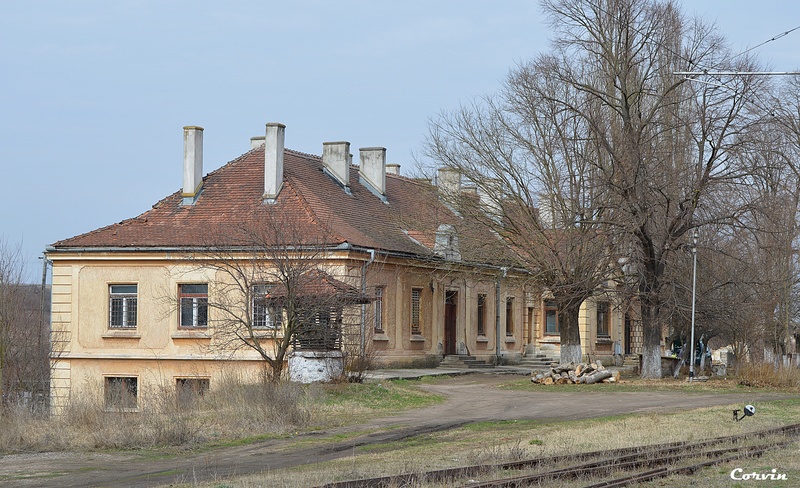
[
  {"x1": 109, "y1": 284, "x2": 137, "y2": 329},
  {"x1": 104, "y1": 376, "x2": 138, "y2": 410},
  {"x1": 179, "y1": 284, "x2": 208, "y2": 328},
  {"x1": 252, "y1": 284, "x2": 280, "y2": 329}
]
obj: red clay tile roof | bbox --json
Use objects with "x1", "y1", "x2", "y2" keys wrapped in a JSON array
[{"x1": 51, "y1": 145, "x2": 498, "y2": 261}]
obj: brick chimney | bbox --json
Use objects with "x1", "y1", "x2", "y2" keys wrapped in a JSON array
[
  {"x1": 182, "y1": 126, "x2": 204, "y2": 205},
  {"x1": 263, "y1": 123, "x2": 285, "y2": 202},
  {"x1": 322, "y1": 141, "x2": 351, "y2": 190},
  {"x1": 359, "y1": 147, "x2": 387, "y2": 201}
]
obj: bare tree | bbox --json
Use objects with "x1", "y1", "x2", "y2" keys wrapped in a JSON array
[
  {"x1": 426, "y1": 61, "x2": 617, "y2": 364},
  {"x1": 182, "y1": 207, "x2": 368, "y2": 382},
  {"x1": 1, "y1": 239, "x2": 50, "y2": 409},
  {"x1": 533, "y1": 0, "x2": 768, "y2": 377}
]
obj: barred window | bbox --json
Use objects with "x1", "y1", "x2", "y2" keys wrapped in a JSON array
[
  {"x1": 179, "y1": 284, "x2": 208, "y2": 328},
  {"x1": 411, "y1": 288, "x2": 421, "y2": 335},
  {"x1": 374, "y1": 286, "x2": 384, "y2": 333},
  {"x1": 109, "y1": 284, "x2": 137, "y2": 329}
]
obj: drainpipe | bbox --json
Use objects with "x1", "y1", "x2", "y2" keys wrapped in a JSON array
[
  {"x1": 495, "y1": 267, "x2": 508, "y2": 364},
  {"x1": 360, "y1": 249, "x2": 376, "y2": 357}
]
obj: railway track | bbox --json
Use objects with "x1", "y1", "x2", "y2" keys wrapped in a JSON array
[{"x1": 316, "y1": 423, "x2": 800, "y2": 488}]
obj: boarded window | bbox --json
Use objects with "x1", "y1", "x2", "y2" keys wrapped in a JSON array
[
  {"x1": 179, "y1": 284, "x2": 208, "y2": 328},
  {"x1": 105, "y1": 376, "x2": 137, "y2": 410},
  {"x1": 109, "y1": 284, "x2": 137, "y2": 329}
]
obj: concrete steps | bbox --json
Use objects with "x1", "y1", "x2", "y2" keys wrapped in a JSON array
[
  {"x1": 440, "y1": 355, "x2": 494, "y2": 369},
  {"x1": 518, "y1": 353, "x2": 560, "y2": 371}
]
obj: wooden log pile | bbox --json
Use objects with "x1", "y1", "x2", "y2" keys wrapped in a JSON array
[{"x1": 531, "y1": 360, "x2": 620, "y2": 385}]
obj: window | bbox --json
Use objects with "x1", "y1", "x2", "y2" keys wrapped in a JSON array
[
  {"x1": 597, "y1": 301, "x2": 610, "y2": 337},
  {"x1": 505, "y1": 297, "x2": 515, "y2": 336},
  {"x1": 252, "y1": 284, "x2": 280, "y2": 329},
  {"x1": 374, "y1": 286, "x2": 384, "y2": 333},
  {"x1": 477, "y1": 294, "x2": 487, "y2": 335},
  {"x1": 176, "y1": 378, "x2": 209, "y2": 408},
  {"x1": 545, "y1": 300, "x2": 558, "y2": 334},
  {"x1": 105, "y1": 376, "x2": 137, "y2": 410},
  {"x1": 411, "y1": 287, "x2": 422, "y2": 335},
  {"x1": 109, "y1": 284, "x2": 137, "y2": 329},
  {"x1": 179, "y1": 284, "x2": 208, "y2": 328}
]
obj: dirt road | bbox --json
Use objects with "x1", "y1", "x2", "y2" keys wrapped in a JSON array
[{"x1": 0, "y1": 373, "x2": 788, "y2": 487}]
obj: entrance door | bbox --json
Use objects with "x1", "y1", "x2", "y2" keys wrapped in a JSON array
[{"x1": 444, "y1": 291, "x2": 458, "y2": 355}]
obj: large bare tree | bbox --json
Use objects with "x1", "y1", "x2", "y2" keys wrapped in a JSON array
[
  {"x1": 428, "y1": 0, "x2": 769, "y2": 376},
  {"x1": 427, "y1": 59, "x2": 616, "y2": 364}
]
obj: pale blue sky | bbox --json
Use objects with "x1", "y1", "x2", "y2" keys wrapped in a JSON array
[{"x1": 1, "y1": 1, "x2": 798, "y2": 281}]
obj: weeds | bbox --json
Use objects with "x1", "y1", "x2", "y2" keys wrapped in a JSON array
[{"x1": 736, "y1": 362, "x2": 800, "y2": 388}]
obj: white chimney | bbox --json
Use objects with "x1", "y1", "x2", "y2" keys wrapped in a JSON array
[
  {"x1": 386, "y1": 163, "x2": 401, "y2": 175},
  {"x1": 322, "y1": 141, "x2": 350, "y2": 189},
  {"x1": 250, "y1": 136, "x2": 265, "y2": 149},
  {"x1": 359, "y1": 147, "x2": 387, "y2": 199},
  {"x1": 182, "y1": 126, "x2": 204, "y2": 205},
  {"x1": 263, "y1": 122, "x2": 285, "y2": 202},
  {"x1": 437, "y1": 167, "x2": 461, "y2": 201}
]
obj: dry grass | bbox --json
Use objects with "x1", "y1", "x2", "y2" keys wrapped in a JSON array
[
  {"x1": 0, "y1": 377, "x2": 315, "y2": 452},
  {"x1": 171, "y1": 386, "x2": 800, "y2": 487},
  {"x1": 0, "y1": 376, "x2": 440, "y2": 454},
  {"x1": 737, "y1": 362, "x2": 800, "y2": 388}
]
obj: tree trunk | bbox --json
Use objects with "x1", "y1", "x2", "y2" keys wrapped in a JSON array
[
  {"x1": 640, "y1": 299, "x2": 662, "y2": 378},
  {"x1": 559, "y1": 302, "x2": 583, "y2": 364}
]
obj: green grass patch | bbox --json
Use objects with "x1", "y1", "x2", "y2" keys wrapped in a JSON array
[{"x1": 321, "y1": 380, "x2": 444, "y2": 411}]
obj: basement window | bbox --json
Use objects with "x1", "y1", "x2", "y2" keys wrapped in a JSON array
[
  {"x1": 104, "y1": 376, "x2": 138, "y2": 410},
  {"x1": 176, "y1": 378, "x2": 209, "y2": 408}
]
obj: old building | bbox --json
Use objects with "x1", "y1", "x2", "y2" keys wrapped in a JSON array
[{"x1": 48, "y1": 123, "x2": 549, "y2": 412}]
